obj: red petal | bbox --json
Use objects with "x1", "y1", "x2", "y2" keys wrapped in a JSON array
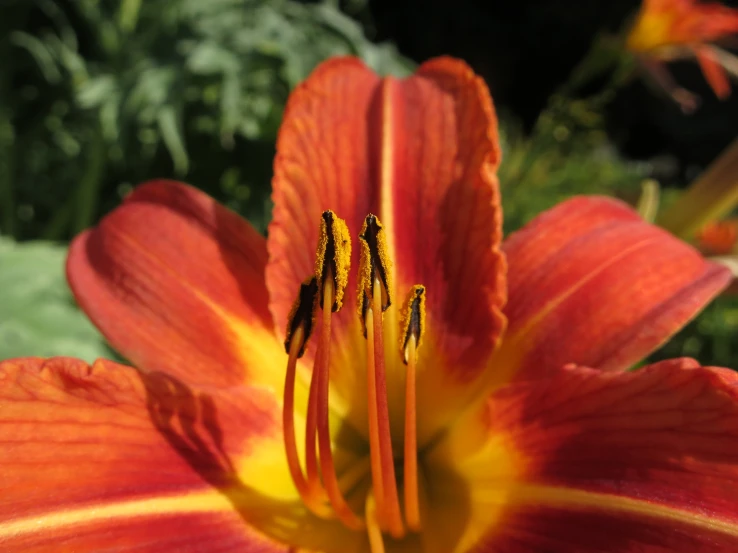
[
  {"x1": 268, "y1": 56, "x2": 504, "y2": 364},
  {"x1": 683, "y1": 1, "x2": 738, "y2": 43},
  {"x1": 696, "y1": 45, "x2": 732, "y2": 99},
  {"x1": 500, "y1": 196, "x2": 731, "y2": 383},
  {"x1": 0, "y1": 357, "x2": 289, "y2": 552},
  {"x1": 268, "y1": 57, "x2": 505, "y2": 436},
  {"x1": 67, "y1": 180, "x2": 285, "y2": 389},
  {"x1": 384, "y1": 58, "x2": 505, "y2": 372},
  {"x1": 431, "y1": 359, "x2": 738, "y2": 551}
]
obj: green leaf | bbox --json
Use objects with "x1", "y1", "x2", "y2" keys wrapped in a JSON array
[
  {"x1": 0, "y1": 238, "x2": 111, "y2": 362},
  {"x1": 9, "y1": 31, "x2": 62, "y2": 84},
  {"x1": 157, "y1": 104, "x2": 189, "y2": 174}
]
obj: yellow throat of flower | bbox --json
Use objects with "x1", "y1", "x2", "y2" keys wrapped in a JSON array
[{"x1": 282, "y1": 211, "x2": 426, "y2": 553}]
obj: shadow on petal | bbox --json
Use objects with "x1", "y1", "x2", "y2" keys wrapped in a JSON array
[{"x1": 140, "y1": 371, "x2": 363, "y2": 552}]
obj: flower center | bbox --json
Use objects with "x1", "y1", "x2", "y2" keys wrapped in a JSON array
[{"x1": 282, "y1": 211, "x2": 425, "y2": 552}]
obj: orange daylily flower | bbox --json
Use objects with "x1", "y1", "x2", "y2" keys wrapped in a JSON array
[
  {"x1": 697, "y1": 218, "x2": 738, "y2": 254},
  {"x1": 2, "y1": 57, "x2": 738, "y2": 553},
  {"x1": 626, "y1": 0, "x2": 738, "y2": 109},
  {"x1": 696, "y1": 219, "x2": 738, "y2": 293},
  {"x1": 657, "y1": 136, "x2": 738, "y2": 284}
]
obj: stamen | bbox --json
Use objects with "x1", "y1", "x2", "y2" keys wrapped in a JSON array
[
  {"x1": 282, "y1": 278, "x2": 331, "y2": 517},
  {"x1": 304, "y1": 210, "x2": 353, "y2": 503},
  {"x1": 308, "y1": 211, "x2": 364, "y2": 529},
  {"x1": 400, "y1": 285, "x2": 426, "y2": 532},
  {"x1": 287, "y1": 211, "x2": 427, "y2": 540},
  {"x1": 316, "y1": 271, "x2": 365, "y2": 530},
  {"x1": 359, "y1": 213, "x2": 404, "y2": 538}
]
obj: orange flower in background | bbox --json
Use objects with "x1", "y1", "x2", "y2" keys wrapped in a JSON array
[
  {"x1": 658, "y1": 136, "x2": 738, "y2": 282},
  {"x1": 2, "y1": 57, "x2": 738, "y2": 552},
  {"x1": 626, "y1": 0, "x2": 738, "y2": 109},
  {"x1": 698, "y1": 218, "x2": 738, "y2": 254}
]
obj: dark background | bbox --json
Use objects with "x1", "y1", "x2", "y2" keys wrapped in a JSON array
[{"x1": 366, "y1": 0, "x2": 738, "y2": 167}]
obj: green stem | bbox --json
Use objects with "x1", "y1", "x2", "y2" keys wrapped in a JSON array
[
  {"x1": 118, "y1": 0, "x2": 142, "y2": 33},
  {"x1": 658, "y1": 137, "x2": 738, "y2": 238}
]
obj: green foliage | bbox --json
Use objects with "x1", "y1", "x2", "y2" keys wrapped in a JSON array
[
  {"x1": 498, "y1": 95, "x2": 646, "y2": 234},
  {"x1": 0, "y1": 237, "x2": 110, "y2": 362},
  {"x1": 649, "y1": 296, "x2": 738, "y2": 369},
  {"x1": 497, "y1": 92, "x2": 738, "y2": 373},
  {"x1": 1, "y1": 0, "x2": 412, "y2": 240}
]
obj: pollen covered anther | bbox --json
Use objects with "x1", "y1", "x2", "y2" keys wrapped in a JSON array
[
  {"x1": 399, "y1": 285, "x2": 426, "y2": 364},
  {"x1": 284, "y1": 277, "x2": 319, "y2": 358},
  {"x1": 315, "y1": 210, "x2": 351, "y2": 312},
  {"x1": 358, "y1": 214, "x2": 393, "y2": 335}
]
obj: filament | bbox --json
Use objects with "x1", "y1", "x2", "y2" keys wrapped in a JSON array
[
  {"x1": 369, "y1": 275, "x2": 405, "y2": 538},
  {"x1": 366, "y1": 492, "x2": 386, "y2": 553},
  {"x1": 365, "y1": 304, "x2": 386, "y2": 530},
  {"x1": 403, "y1": 333, "x2": 420, "y2": 531},
  {"x1": 304, "y1": 341, "x2": 324, "y2": 500},
  {"x1": 316, "y1": 271, "x2": 365, "y2": 530},
  {"x1": 282, "y1": 307, "x2": 330, "y2": 517}
]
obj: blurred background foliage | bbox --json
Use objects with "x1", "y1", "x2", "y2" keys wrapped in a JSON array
[{"x1": 0, "y1": 0, "x2": 737, "y2": 367}]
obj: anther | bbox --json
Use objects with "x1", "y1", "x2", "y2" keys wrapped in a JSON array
[
  {"x1": 400, "y1": 286, "x2": 425, "y2": 364},
  {"x1": 399, "y1": 285, "x2": 426, "y2": 532},
  {"x1": 358, "y1": 214, "x2": 393, "y2": 335},
  {"x1": 284, "y1": 277, "x2": 319, "y2": 358},
  {"x1": 281, "y1": 278, "x2": 331, "y2": 517},
  {"x1": 315, "y1": 210, "x2": 351, "y2": 312}
]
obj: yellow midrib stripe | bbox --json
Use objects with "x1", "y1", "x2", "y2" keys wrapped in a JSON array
[
  {"x1": 0, "y1": 491, "x2": 232, "y2": 539},
  {"x1": 509, "y1": 483, "x2": 738, "y2": 537},
  {"x1": 481, "y1": 232, "x2": 661, "y2": 390}
]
